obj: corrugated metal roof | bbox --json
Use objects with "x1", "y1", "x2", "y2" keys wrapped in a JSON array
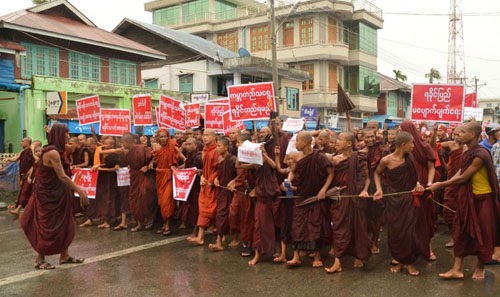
[
  {"x1": 0, "y1": 3, "x2": 165, "y2": 61},
  {"x1": 378, "y1": 72, "x2": 411, "y2": 92},
  {"x1": 116, "y1": 19, "x2": 239, "y2": 62}
]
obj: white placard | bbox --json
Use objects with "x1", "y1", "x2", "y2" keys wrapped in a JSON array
[
  {"x1": 237, "y1": 140, "x2": 263, "y2": 165},
  {"x1": 463, "y1": 107, "x2": 484, "y2": 122},
  {"x1": 116, "y1": 167, "x2": 130, "y2": 187},
  {"x1": 282, "y1": 117, "x2": 305, "y2": 132}
]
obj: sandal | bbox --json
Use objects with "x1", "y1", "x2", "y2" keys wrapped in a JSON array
[
  {"x1": 113, "y1": 225, "x2": 127, "y2": 231},
  {"x1": 60, "y1": 257, "x2": 84, "y2": 265},
  {"x1": 312, "y1": 260, "x2": 323, "y2": 268},
  {"x1": 35, "y1": 261, "x2": 55, "y2": 270},
  {"x1": 162, "y1": 229, "x2": 172, "y2": 236}
]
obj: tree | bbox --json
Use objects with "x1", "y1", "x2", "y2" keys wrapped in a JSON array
[
  {"x1": 393, "y1": 69, "x2": 407, "y2": 82},
  {"x1": 425, "y1": 68, "x2": 442, "y2": 83}
]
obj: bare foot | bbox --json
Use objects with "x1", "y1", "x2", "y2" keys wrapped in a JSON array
[
  {"x1": 328, "y1": 247, "x2": 336, "y2": 257},
  {"x1": 179, "y1": 223, "x2": 186, "y2": 230},
  {"x1": 428, "y1": 251, "x2": 437, "y2": 261},
  {"x1": 248, "y1": 251, "x2": 260, "y2": 266},
  {"x1": 273, "y1": 255, "x2": 287, "y2": 263},
  {"x1": 406, "y1": 265, "x2": 420, "y2": 276},
  {"x1": 312, "y1": 260, "x2": 323, "y2": 268},
  {"x1": 439, "y1": 269, "x2": 464, "y2": 280},
  {"x1": 371, "y1": 245, "x2": 380, "y2": 254},
  {"x1": 354, "y1": 259, "x2": 364, "y2": 268},
  {"x1": 187, "y1": 237, "x2": 204, "y2": 246},
  {"x1": 79, "y1": 219, "x2": 93, "y2": 227},
  {"x1": 9, "y1": 208, "x2": 20, "y2": 216},
  {"x1": 390, "y1": 264, "x2": 403, "y2": 273},
  {"x1": 286, "y1": 259, "x2": 302, "y2": 267},
  {"x1": 445, "y1": 240, "x2": 454, "y2": 248},
  {"x1": 325, "y1": 259, "x2": 342, "y2": 274},
  {"x1": 228, "y1": 239, "x2": 240, "y2": 249},
  {"x1": 208, "y1": 242, "x2": 224, "y2": 252},
  {"x1": 472, "y1": 268, "x2": 485, "y2": 280},
  {"x1": 97, "y1": 222, "x2": 110, "y2": 229}
]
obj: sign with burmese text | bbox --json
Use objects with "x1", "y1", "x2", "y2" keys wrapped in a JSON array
[
  {"x1": 222, "y1": 111, "x2": 246, "y2": 136},
  {"x1": 172, "y1": 167, "x2": 198, "y2": 201},
  {"x1": 185, "y1": 103, "x2": 201, "y2": 128},
  {"x1": 100, "y1": 109, "x2": 131, "y2": 136},
  {"x1": 76, "y1": 95, "x2": 101, "y2": 125},
  {"x1": 227, "y1": 82, "x2": 276, "y2": 121},
  {"x1": 204, "y1": 103, "x2": 229, "y2": 133},
  {"x1": 159, "y1": 95, "x2": 186, "y2": 131},
  {"x1": 132, "y1": 94, "x2": 153, "y2": 126},
  {"x1": 237, "y1": 140, "x2": 263, "y2": 166},
  {"x1": 411, "y1": 84, "x2": 465, "y2": 123},
  {"x1": 72, "y1": 168, "x2": 98, "y2": 199}
]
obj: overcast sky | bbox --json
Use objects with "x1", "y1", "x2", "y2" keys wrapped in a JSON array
[{"x1": 2, "y1": 0, "x2": 499, "y2": 99}]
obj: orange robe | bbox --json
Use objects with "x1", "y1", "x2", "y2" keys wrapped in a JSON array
[
  {"x1": 154, "y1": 139, "x2": 178, "y2": 220},
  {"x1": 197, "y1": 143, "x2": 219, "y2": 228}
]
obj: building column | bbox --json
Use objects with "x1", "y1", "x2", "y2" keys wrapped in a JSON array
[
  {"x1": 25, "y1": 89, "x2": 47, "y2": 145},
  {"x1": 233, "y1": 72, "x2": 241, "y2": 85}
]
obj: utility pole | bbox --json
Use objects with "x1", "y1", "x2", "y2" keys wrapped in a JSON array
[{"x1": 270, "y1": 0, "x2": 280, "y2": 115}]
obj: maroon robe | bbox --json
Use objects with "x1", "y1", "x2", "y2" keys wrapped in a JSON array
[
  {"x1": 229, "y1": 167, "x2": 255, "y2": 241},
  {"x1": 117, "y1": 153, "x2": 129, "y2": 215},
  {"x1": 215, "y1": 153, "x2": 237, "y2": 236},
  {"x1": 452, "y1": 145, "x2": 500, "y2": 262},
  {"x1": 17, "y1": 148, "x2": 35, "y2": 207},
  {"x1": 331, "y1": 152, "x2": 371, "y2": 261},
  {"x1": 382, "y1": 154, "x2": 430, "y2": 264},
  {"x1": 96, "y1": 152, "x2": 120, "y2": 221},
  {"x1": 366, "y1": 143, "x2": 385, "y2": 238},
  {"x1": 178, "y1": 151, "x2": 202, "y2": 227},
  {"x1": 291, "y1": 150, "x2": 332, "y2": 251},
  {"x1": 443, "y1": 147, "x2": 462, "y2": 226},
  {"x1": 253, "y1": 140, "x2": 280, "y2": 257},
  {"x1": 275, "y1": 132, "x2": 293, "y2": 243},
  {"x1": 21, "y1": 146, "x2": 75, "y2": 255},
  {"x1": 123, "y1": 144, "x2": 154, "y2": 223}
]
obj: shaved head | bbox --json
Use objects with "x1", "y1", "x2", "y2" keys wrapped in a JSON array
[
  {"x1": 297, "y1": 131, "x2": 313, "y2": 145},
  {"x1": 465, "y1": 122, "x2": 482, "y2": 138},
  {"x1": 341, "y1": 132, "x2": 356, "y2": 144}
]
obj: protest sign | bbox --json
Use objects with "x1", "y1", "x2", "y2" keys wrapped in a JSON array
[
  {"x1": 228, "y1": 82, "x2": 276, "y2": 121},
  {"x1": 204, "y1": 103, "x2": 229, "y2": 133},
  {"x1": 132, "y1": 94, "x2": 153, "y2": 126},
  {"x1": 172, "y1": 167, "x2": 198, "y2": 201},
  {"x1": 237, "y1": 140, "x2": 263, "y2": 166},
  {"x1": 411, "y1": 84, "x2": 464, "y2": 122},
  {"x1": 76, "y1": 95, "x2": 100, "y2": 125},
  {"x1": 463, "y1": 107, "x2": 484, "y2": 122},
  {"x1": 72, "y1": 168, "x2": 98, "y2": 198},
  {"x1": 159, "y1": 95, "x2": 186, "y2": 131},
  {"x1": 282, "y1": 117, "x2": 305, "y2": 132},
  {"x1": 223, "y1": 111, "x2": 246, "y2": 136},
  {"x1": 185, "y1": 103, "x2": 201, "y2": 128},
  {"x1": 100, "y1": 109, "x2": 131, "y2": 136},
  {"x1": 116, "y1": 167, "x2": 130, "y2": 187}
]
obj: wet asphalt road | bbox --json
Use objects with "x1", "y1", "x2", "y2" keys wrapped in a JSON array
[{"x1": 0, "y1": 209, "x2": 499, "y2": 297}]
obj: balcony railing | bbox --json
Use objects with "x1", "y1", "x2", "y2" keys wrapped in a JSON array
[{"x1": 353, "y1": 0, "x2": 383, "y2": 19}]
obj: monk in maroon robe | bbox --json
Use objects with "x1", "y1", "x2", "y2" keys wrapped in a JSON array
[
  {"x1": 208, "y1": 138, "x2": 237, "y2": 251},
  {"x1": 178, "y1": 137, "x2": 202, "y2": 231},
  {"x1": 188, "y1": 129, "x2": 219, "y2": 245},
  {"x1": 21, "y1": 123, "x2": 88, "y2": 269},
  {"x1": 121, "y1": 133, "x2": 155, "y2": 232},
  {"x1": 430, "y1": 122, "x2": 500, "y2": 280},
  {"x1": 374, "y1": 131, "x2": 429, "y2": 276},
  {"x1": 400, "y1": 120, "x2": 437, "y2": 260},
  {"x1": 8, "y1": 137, "x2": 35, "y2": 215},
  {"x1": 326, "y1": 132, "x2": 371, "y2": 273},
  {"x1": 287, "y1": 131, "x2": 334, "y2": 268},
  {"x1": 94, "y1": 138, "x2": 121, "y2": 229},
  {"x1": 248, "y1": 127, "x2": 281, "y2": 266}
]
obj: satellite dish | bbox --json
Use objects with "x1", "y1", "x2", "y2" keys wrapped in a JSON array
[{"x1": 238, "y1": 48, "x2": 251, "y2": 57}]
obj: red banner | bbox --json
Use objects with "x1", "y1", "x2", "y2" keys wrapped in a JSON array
[
  {"x1": 100, "y1": 109, "x2": 131, "y2": 136},
  {"x1": 411, "y1": 84, "x2": 465, "y2": 123},
  {"x1": 208, "y1": 98, "x2": 229, "y2": 104},
  {"x1": 464, "y1": 93, "x2": 478, "y2": 108},
  {"x1": 223, "y1": 111, "x2": 246, "y2": 136},
  {"x1": 185, "y1": 103, "x2": 201, "y2": 128},
  {"x1": 159, "y1": 95, "x2": 186, "y2": 131},
  {"x1": 204, "y1": 103, "x2": 229, "y2": 132},
  {"x1": 228, "y1": 82, "x2": 276, "y2": 121},
  {"x1": 155, "y1": 107, "x2": 169, "y2": 129},
  {"x1": 72, "y1": 168, "x2": 98, "y2": 198},
  {"x1": 76, "y1": 95, "x2": 101, "y2": 125},
  {"x1": 172, "y1": 167, "x2": 198, "y2": 201},
  {"x1": 132, "y1": 94, "x2": 153, "y2": 126}
]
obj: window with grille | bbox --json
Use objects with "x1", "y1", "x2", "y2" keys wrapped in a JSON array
[
  {"x1": 69, "y1": 52, "x2": 101, "y2": 82},
  {"x1": 21, "y1": 42, "x2": 59, "y2": 79},
  {"x1": 286, "y1": 87, "x2": 299, "y2": 111},
  {"x1": 300, "y1": 64, "x2": 314, "y2": 91},
  {"x1": 299, "y1": 18, "x2": 313, "y2": 45},
  {"x1": 109, "y1": 59, "x2": 136, "y2": 86},
  {"x1": 182, "y1": 0, "x2": 209, "y2": 23},
  {"x1": 217, "y1": 30, "x2": 238, "y2": 52},
  {"x1": 153, "y1": 5, "x2": 180, "y2": 26},
  {"x1": 250, "y1": 25, "x2": 270, "y2": 52},
  {"x1": 179, "y1": 74, "x2": 193, "y2": 93}
]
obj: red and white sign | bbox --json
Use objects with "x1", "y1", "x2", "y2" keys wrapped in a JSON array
[
  {"x1": 223, "y1": 111, "x2": 246, "y2": 136},
  {"x1": 116, "y1": 167, "x2": 130, "y2": 187},
  {"x1": 237, "y1": 140, "x2": 263, "y2": 166},
  {"x1": 411, "y1": 84, "x2": 465, "y2": 123},
  {"x1": 72, "y1": 168, "x2": 98, "y2": 199},
  {"x1": 464, "y1": 93, "x2": 478, "y2": 108},
  {"x1": 185, "y1": 103, "x2": 201, "y2": 128},
  {"x1": 132, "y1": 94, "x2": 153, "y2": 126},
  {"x1": 155, "y1": 107, "x2": 169, "y2": 129},
  {"x1": 159, "y1": 95, "x2": 186, "y2": 132},
  {"x1": 208, "y1": 98, "x2": 229, "y2": 104},
  {"x1": 100, "y1": 109, "x2": 131, "y2": 136},
  {"x1": 282, "y1": 117, "x2": 305, "y2": 132},
  {"x1": 228, "y1": 82, "x2": 276, "y2": 121},
  {"x1": 76, "y1": 95, "x2": 101, "y2": 125},
  {"x1": 172, "y1": 167, "x2": 198, "y2": 201},
  {"x1": 204, "y1": 103, "x2": 229, "y2": 133}
]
